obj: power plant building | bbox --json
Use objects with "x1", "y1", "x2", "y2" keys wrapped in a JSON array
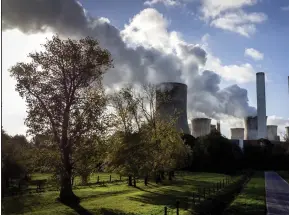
[
  {"x1": 210, "y1": 124, "x2": 216, "y2": 132},
  {"x1": 156, "y1": 82, "x2": 190, "y2": 134},
  {"x1": 256, "y1": 72, "x2": 267, "y2": 139},
  {"x1": 267, "y1": 125, "x2": 278, "y2": 141},
  {"x1": 231, "y1": 128, "x2": 244, "y2": 140},
  {"x1": 191, "y1": 118, "x2": 211, "y2": 137}
]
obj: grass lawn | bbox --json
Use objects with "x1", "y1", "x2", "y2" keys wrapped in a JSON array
[
  {"x1": 223, "y1": 172, "x2": 266, "y2": 215},
  {"x1": 2, "y1": 172, "x2": 229, "y2": 215}
]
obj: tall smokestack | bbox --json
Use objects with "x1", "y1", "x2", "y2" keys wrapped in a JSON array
[
  {"x1": 217, "y1": 120, "x2": 221, "y2": 133},
  {"x1": 256, "y1": 72, "x2": 267, "y2": 139}
]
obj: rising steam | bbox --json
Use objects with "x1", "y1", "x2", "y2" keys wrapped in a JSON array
[{"x1": 2, "y1": 0, "x2": 256, "y2": 119}]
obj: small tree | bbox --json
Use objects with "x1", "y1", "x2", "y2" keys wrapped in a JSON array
[{"x1": 9, "y1": 35, "x2": 113, "y2": 204}]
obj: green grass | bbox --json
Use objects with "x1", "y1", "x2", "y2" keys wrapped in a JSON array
[
  {"x1": 224, "y1": 172, "x2": 266, "y2": 215},
  {"x1": 2, "y1": 172, "x2": 229, "y2": 215}
]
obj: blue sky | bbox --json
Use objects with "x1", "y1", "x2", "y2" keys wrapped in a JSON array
[
  {"x1": 79, "y1": 0, "x2": 289, "y2": 126},
  {"x1": 2, "y1": 0, "x2": 289, "y2": 138}
]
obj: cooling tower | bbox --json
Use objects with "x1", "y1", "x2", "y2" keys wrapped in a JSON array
[
  {"x1": 256, "y1": 72, "x2": 267, "y2": 139},
  {"x1": 156, "y1": 82, "x2": 190, "y2": 134},
  {"x1": 244, "y1": 116, "x2": 258, "y2": 140},
  {"x1": 267, "y1": 125, "x2": 278, "y2": 141},
  {"x1": 210, "y1": 124, "x2": 216, "y2": 132},
  {"x1": 231, "y1": 128, "x2": 244, "y2": 140},
  {"x1": 191, "y1": 118, "x2": 211, "y2": 137}
]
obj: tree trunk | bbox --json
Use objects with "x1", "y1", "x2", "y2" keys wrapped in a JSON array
[
  {"x1": 133, "y1": 177, "x2": 136, "y2": 187},
  {"x1": 59, "y1": 147, "x2": 79, "y2": 205},
  {"x1": 128, "y1": 175, "x2": 133, "y2": 186},
  {"x1": 172, "y1": 171, "x2": 175, "y2": 177},
  {"x1": 81, "y1": 174, "x2": 89, "y2": 186},
  {"x1": 168, "y1": 171, "x2": 172, "y2": 181},
  {"x1": 160, "y1": 171, "x2": 165, "y2": 180},
  {"x1": 144, "y1": 175, "x2": 148, "y2": 186}
]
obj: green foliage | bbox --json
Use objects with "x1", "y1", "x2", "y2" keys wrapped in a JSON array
[
  {"x1": 191, "y1": 132, "x2": 243, "y2": 173},
  {"x1": 9, "y1": 35, "x2": 113, "y2": 202}
]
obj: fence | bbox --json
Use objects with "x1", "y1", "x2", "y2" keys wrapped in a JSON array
[
  {"x1": 3, "y1": 174, "x2": 130, "y2": 197},
  {"x1": 161, "y1": 176, "x2": 234, "y2": 215}
]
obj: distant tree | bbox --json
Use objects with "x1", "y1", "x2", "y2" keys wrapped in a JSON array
[
  {"x1": 9, "y1": 35, "x2": 113, "y2": 204},
  {"x1": 191, "y1": 133, "x2": 242, "y2": 173},
  {"x1": 73, "y1": 136, "x2": 107, "y2": 185},
  {"x1": 1, "y1": 129, "x2": 27, "y2": 190}
]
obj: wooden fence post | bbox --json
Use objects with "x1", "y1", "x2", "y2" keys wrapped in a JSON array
[
  {"x1": 176, "y1": 200, "x2": 180, "y2": 215},
  {"x1": 192, "y1": 193, "x2": 195, "y2": 205},
  {"x1": 110, "y1": 175, "x2": 112, "y2": 182},
  {"x1": 164, "y1": 206, "x2": 167, "y2": 215},
  {"x1": 97, "y1": 176, "x2": 99, "y2": 183},
  {"x1": 203, "y1": 188, "x2": 206, "y2": 199}
]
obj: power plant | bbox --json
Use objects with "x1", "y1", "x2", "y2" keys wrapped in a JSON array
[
  {"x1": 210, "y1": 124, "x2": 216, "y2": 132},
  {"x1": 231, "y1": 128, "x2": 244, "y2": 140},
  {"x1": 155, "y1": 72, "x2": 287, "y2": 142},
  {"x1": 155, "y1": 82, "x2": 190, "y2": 134},
  {"x1": 191, "y1": 118, "x2": 211, "y2": 137},
  {"x1": 267, "y1": 125, "x2": 278, "y2": 141}
]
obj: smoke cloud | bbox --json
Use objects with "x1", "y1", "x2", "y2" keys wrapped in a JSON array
[{"x1": 2, "y1": 0, "x2": 256, "y2": 119}]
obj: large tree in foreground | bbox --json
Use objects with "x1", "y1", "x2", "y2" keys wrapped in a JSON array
[{"x1": 9, "y1": 35, "x2": 113, "y2": 204}]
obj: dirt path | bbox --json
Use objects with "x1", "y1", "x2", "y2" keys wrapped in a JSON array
[{"x1": 265, "y1": 171, "x2": 289, "y2": 215}]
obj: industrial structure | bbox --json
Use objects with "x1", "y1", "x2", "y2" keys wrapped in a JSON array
[
  {"x1": 191, "y1": 118, "x2": 211, "y2": 137},
  {"x1": 244, "y1": 116, "x2": 258, "y2": 140},
  {"x1": 256, "y1": 72, "x2": 267, "y2": 139},
  {"x1": 267, "y1": 125, "x2": 278, "y2": 141},
  {"x1": 210, "y1": 124, "x2": 216, "y2": 132},
  {"x1": 231, "y1": 128, "x2": 244, "y2": 140},
  {"x1": 217, "y1": 121, "x2": 221, "y2": 133},
  {"x1": 156, "y1": 82, "x2": 190, "y2": 134}
]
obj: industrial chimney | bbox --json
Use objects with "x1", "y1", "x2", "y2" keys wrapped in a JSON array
[
  {"x1": 156, "y1": 82, "x2": 190, "y2": 134},
  {"x1": 285, "y1": 126, "x2": 289, "y2": 139},
  {"x1": 267, "y1": 125, "x2": 278, "y2": 141},
  {"x1": 217, "y1": 120, "x2": 221, "y2": 133},
  {"x1": 244, "y1": 116, "x2": 258, "y2": 140},
  {"x1": 231, "y1": 128, "x2": 244, "y2": 140},
  {"x1": 256, "y1": 72, "x2": 267, "y2": 139},
  {"x1": 191, "y1": 118, "x2": 211, "y2": 137}
]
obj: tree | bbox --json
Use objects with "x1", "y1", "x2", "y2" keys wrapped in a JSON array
[
  {"x1": 73, "y1": 136, "x2": 107, "y2": 185},
  {"x1": 9, "y1": 35, "x2": 113, "y2": 204}
]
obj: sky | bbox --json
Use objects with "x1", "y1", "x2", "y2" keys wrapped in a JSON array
[{"x1": 2, "y1": 0, "x2": 289, "y2": 139}]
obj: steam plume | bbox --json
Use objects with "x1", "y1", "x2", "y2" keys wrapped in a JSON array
[{"x1": 2, "y1": 0, "x2": 256, "y2": 119}]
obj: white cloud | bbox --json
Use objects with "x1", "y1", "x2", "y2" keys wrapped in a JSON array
[
  {"x1": 2, "y1": 29, "x2": 54, "y2": 136},
  {"x1": 200, "y1": 0, "x2": 267, "y2": 37},
  {"x1": 281, "y1": 5, "x2": 289, "y2": 11},
  {"x1": 244, "y1": 48, "x2": 264, "y2": 61},
  {"x1": 144, "y1": 0, "x2": 181, "y2": 7},
  {"x1": 201, "y1": 0, "x2": 258, "y2": 19},
  {"x1": 210, "y1": 11, "x2": 267, "y2": 37}
]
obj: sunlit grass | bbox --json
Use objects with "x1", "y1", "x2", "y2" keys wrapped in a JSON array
[{"x1": 2, "y1": 172, "x2": 230, "y2": 215}]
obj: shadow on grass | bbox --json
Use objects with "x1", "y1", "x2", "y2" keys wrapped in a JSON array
[
  {"x1": 224, "y1": 174, "x2": 265, "y2": 215},
  {"x1": 66, "y1": 204, "x2": 137, "y2": 215}
]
